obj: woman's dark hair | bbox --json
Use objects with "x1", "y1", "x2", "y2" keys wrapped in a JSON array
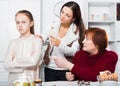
[
  {"x1": 15, "y1": 10, "x2": 34, "y2": 34},
  {"x1": 60, "y1": 1, "x2": 86, "y2": 50},
  {"x1": 85, "y1": 27, "x2": 108, "y2": 52}
]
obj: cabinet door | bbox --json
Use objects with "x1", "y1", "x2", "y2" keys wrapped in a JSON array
[
  {"x1": 116, "y1": 22, "x2": 120, "y2": 57},
  {"x1": 88, "y1": 1, "x2": 116, "y2": 51},
  {"x1": 88, "y1": 2, "x2": 116, "y2": 22}
]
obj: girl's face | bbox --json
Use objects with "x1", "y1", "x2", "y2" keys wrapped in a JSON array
[
  {"x1": 82, "y1": 34, "x2": 98, "y2": 55},
  {"x1": 60, "y1": 6, "x2": 74, "y2": 25},
  {"x1": 15, "y1": 13, "x2": 33, "y2": 36}
]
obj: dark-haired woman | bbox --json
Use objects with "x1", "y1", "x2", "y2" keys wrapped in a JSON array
[{"x1": 40, "y1": 1, "x2": 86, "y2": 81}]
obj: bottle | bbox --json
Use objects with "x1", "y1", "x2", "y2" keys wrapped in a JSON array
[
  {"x1": 91, "y1": 14, "x2": 94, "y2": 21},
  {"x1": 103, "y1": 13, "x2": 108, "y2": 21}
]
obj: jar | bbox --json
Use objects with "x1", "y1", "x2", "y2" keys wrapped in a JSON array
[
  {"x1": 13, "y1": 74, "x2": 33, "y2": 86},
  {"x1": 34, "y1": 79, "x2": 42, "y2": 86}
]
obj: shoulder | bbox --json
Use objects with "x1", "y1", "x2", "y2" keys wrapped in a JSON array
[
  {"x1": 7, "y1": 38, "x2": 20, "y2": 48},
  {"x1": 105, "y1": 50, "x2": 118, "y2": 57},
  {"x1": 9, "y1": 37, "x2": 18, "y2": 44},
  {"x1": 75, "y1": 50, "x2": 86, "y2": 56},
  {"x1": 104, "y1": 50, "x2": 118, "y2": 60}
]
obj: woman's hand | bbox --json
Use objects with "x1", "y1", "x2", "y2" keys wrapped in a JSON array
[
  {"x1": 66, "y1": 72, "x2": 74, "y2": 81},
  {"x1": 52, "y1": 57, "x2": 74, "y2": 70},
  {"x1": 50, "y1": 35, "x2": 61, "y2": 46},
  {"x1": 35, "y1": 35, "x2": 44, "y2": 42},
  {"x1": 52, "y1": 57, "x2": 68, "y2": 68}
]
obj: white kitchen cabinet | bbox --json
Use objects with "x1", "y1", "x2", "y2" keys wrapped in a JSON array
[{"x1": 88, "y1": 0, "x2": 120, "y2": 57}]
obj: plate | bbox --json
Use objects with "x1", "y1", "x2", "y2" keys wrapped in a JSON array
[{"x1": 42, "y1": 81, "x2": 78, "y2": 86}]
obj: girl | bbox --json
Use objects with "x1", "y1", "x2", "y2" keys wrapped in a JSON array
[{"x1": 4, "y1": 10, "x2": 42, "y2": 85}]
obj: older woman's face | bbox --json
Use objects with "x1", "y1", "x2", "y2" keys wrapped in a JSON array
[{"x1": 82, "y1": 34, "x2": 98, "y2": 55}]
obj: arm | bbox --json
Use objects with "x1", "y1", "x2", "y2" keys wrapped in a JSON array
[
  {"x1": 54, "y1": 51, "x2": 118, "y2": 81},
  {"x1": 53, "y1": 57, "x2": 74, "y2": 70},
  {"x1": 50, "y1": 35, "x2": 79, "y2": 56},
  {"x1": 4, "y1": 40, "x2": 23, "y2": 72},
  {"x1": 58, "y1": 30, "x2": 80, "y2": 56},
  {"x1": 16, "y1": 38, "x2": 43, "y2": 68},
  {"x1": 58, "y1": 40, "x2": 79, "y2": 56}
]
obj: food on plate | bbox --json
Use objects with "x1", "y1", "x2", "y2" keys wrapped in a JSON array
[{"x1": 98, "y1": 70, "x2": 118, "y2": 82}]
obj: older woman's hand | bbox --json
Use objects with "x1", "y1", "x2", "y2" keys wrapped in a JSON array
[
  {"x1": 52, "y1": 57, "x2": 68, "y2": 68},
  {"x1": 51, "y1": 57, "x2": 74, "y2": 70},
  {"x1": 66, "y1": 72, "x2": 74, "y2": 81}
]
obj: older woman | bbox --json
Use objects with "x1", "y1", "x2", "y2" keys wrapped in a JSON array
[{"x1": 53, "y1": 27, "x2": 118, "y2": 81}]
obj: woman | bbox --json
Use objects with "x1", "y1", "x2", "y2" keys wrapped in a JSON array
[
  {"x1": 53, "y1": 27, "x2": 118, "y2": 81},
  {"x1": 4, "y1": 10, "x2": 42, "y2": 85},
  {"x1": 40, "y1": 1, "x2": 85, "y2": 81}
]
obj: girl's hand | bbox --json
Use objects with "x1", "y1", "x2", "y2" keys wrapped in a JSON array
[
  {"x1": 66, "y1": 72, "x2": 74, "y2": 81},
  {"x1": 50, "y1": 35, "x2": 61, "y2": 46}
]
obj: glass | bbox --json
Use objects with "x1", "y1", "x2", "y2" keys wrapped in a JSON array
[{"x1": 97, "y1": 75, "x2": 102, "y2": 83}]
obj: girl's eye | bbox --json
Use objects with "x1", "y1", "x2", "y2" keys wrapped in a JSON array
[
  {"x1": 16, "y1": 22, "x2": 20, "y2": 24},
  {"x1": 66, "y1": 14, "x2": 70, "y2": 18},
  {"x1": 22, "y1": 21, "x2": 26, "y2": 23}
]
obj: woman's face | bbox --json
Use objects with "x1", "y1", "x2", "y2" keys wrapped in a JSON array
[
  {"x1": 15, "y1": 13, "x2": 33, "y2": 36},
  {"x1": 82, "y1": 34, "x2": 98, "y2": 55},
  {"x1": 60, "y1": 6, "x2": 74, "y2": 25}
]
